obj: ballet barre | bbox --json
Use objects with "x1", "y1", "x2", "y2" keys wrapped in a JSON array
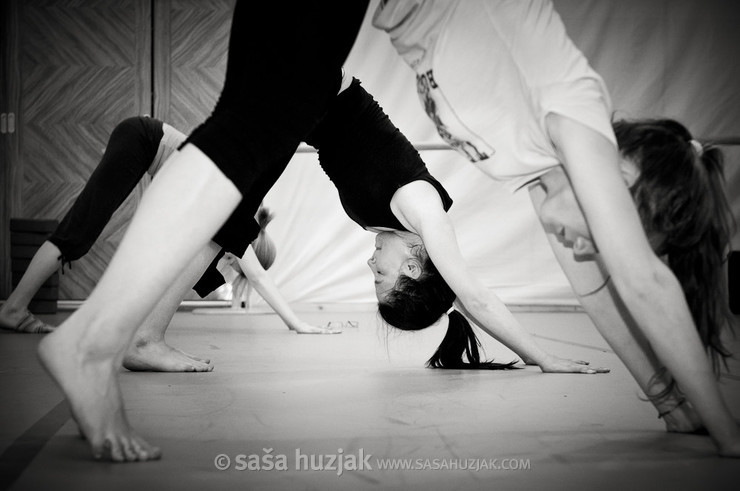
[{"x1": 295, "y1": 138, "x2": 740, "y2": 155}]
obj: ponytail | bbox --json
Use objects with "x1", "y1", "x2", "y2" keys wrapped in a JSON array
[
  {"x1": 426, "y1": 310, "x2": 519, "y2": 370},
  {"x1": 251, "y1": 207, "x2": 277, "y2": 270},
  {"x1": 614, "y1": 119, "x2": 736, "y2": 372},
  {"x1": 379, "y1": 249, "x2": 518, "y2": 370},
  {"x1": 663, "y1": 145, "x2": 735, "y2": 372}
]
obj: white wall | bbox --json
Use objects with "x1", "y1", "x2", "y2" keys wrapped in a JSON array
[{"x1": 248, "y1": 0, "x2": 740, "y2": 308}]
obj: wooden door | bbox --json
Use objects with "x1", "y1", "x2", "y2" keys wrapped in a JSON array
[
  {"x1": 153, "y1": 0, "x2": 235, "y2": 132},
  {"x1": 1, "y1": 0, "x2": 152, "y2": 299},
  {"x1": 151, "y1": 0, "x2": 234, "y2": 301}
]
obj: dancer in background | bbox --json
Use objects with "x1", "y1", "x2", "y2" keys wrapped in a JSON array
[
  {"x1": 0, "y1": 116, "x2": 335, "y2": 373},
  {"x1": 200, "y1": 72, "x2": 607, "y2": 373},
  {"x1": 305, "y1": 75, "x2": 606, "y2": 373}
]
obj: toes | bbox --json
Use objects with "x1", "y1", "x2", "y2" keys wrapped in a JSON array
[
  {"x1": 121, "y1": 438, "x2": 139, "y2": 462},
  {"x1": 93, "y1": 435, "x2": 162, "y2": 462},
  {"x1": 185, "y1": 358, "x2": 214, "y2": 372},
  {"x1": 191, "y1": 363, "x2": 214, "y2": 372},
  {"x1": 95, "y1": 438, "x2": 122, "y2": 462},
  {"x1": 133, "y1": 436, "x2": 162, "y2": 461},
  {"x1": 149, "y1": 445, "x2": 163, "y2": 460},
  {"x1": 125, "y1": 346, "x2": 213, "y2": 372},
  {"x1": 37, "y1": 322, "x2": 56, "y2": 334},
  {"x1": 183, "y1": 352, "x2": 210, "y2": 364}
]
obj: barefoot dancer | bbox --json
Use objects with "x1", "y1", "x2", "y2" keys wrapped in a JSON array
[
  {"x1": 308, "y1": 76, "x2": 608, "y2": 373},
  {"x1": 38, "y1": 0, "x2": 370, "y2": 461},
  {"x1": 1, "y1": 116, "x2": 334, "y2": 372},
  {"x1": 199, "y1": 73, "x2": 609, "y2": 374},
  {"x1": 374, "y1": 0, "x2": 739, "y2": 456}
]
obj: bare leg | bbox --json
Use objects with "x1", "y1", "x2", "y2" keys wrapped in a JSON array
[
  {"x1": 123, "y1": 242, "x2": 221, "y2": 372},
  {"x1": 530, "y1": 184, "x2": 704, "y2": 432},
  {"x1": 37, "y1": 144, "x2": 242, "y2": 461},
  {"x1": 231, "y1": 271, "x2": 248, "y2": 310},
  {"x1": 0, "y1": 241, "x2": 59, "y2": 333}
]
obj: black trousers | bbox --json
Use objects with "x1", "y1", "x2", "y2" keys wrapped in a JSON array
[{"x1": 49, "y1": 116, "x2": 163, "y2": 262}]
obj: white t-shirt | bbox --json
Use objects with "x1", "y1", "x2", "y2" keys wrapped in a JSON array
[{"x1": 373, "y1": 0, "x2": 616, "y2": 191}]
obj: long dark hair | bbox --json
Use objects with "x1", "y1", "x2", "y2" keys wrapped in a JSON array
[
  {"x1": 613, "y1": 118, "x2": 736, "y2": 372},
  {"x1": 379, "y1": 244, "x2": 518, "y2": 370}
]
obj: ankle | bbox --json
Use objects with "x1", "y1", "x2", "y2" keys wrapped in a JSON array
[
  {"x1": 131, "y1": 334, "x2": 165, "y2": 350},
  {"x1": 657, "y1": 397, "x2": 687, "y2": 419},
  {"x1": 643, "y1": 367, "x2": 684, "y2": 416},
  {"x1": 0, "y1": 303, "x2": 23, "y2": 318}
]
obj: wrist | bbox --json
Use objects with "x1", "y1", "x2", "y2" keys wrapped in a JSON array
[{"x1": 530, "y1": 352, "x2": 554, "y2": 368}]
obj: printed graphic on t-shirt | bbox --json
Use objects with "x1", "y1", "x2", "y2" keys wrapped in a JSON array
[{"x1": 416, "y1": 69, "x2": 495, "y2": 162}]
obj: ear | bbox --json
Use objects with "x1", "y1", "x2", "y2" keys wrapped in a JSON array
[
  {"x1": 573, "y1": 236, "x2": 597, "y2": 256},
  {"x1": 402, "y1": 258, "x2": 423, "y2": 280},
  {"x1": 619, "y1": 156, "x2": 640, "y2": 188}
]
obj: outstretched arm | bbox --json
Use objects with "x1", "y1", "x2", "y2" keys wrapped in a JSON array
[
  {"x1": 547, "y1": 114, "x2": 738, "y2": 452},
  {"x1": 224, "y1": 249, "x2": 340, "y2": 334},
  {"x1": 391, "y1": 181, "x2": 607, "y2": 373}
]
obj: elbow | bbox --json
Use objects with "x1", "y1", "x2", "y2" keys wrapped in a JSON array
[
  {"x1": 459, "y1": 292, "x2": 502, "y2": 317},
  {"x1": 610, "y1": 260, "x2": 680, "y2": 304}
]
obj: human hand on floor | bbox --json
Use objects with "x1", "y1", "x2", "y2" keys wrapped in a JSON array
[
  {"x1": 290, "y1": 322, "x2": 342, "y2": 335},
  {"x1": 536, "y1": 355, "x2": 610, "y2": 374}
]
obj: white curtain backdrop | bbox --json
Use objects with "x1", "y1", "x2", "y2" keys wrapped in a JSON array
[{"x1": 247, "y1": 0, "x2": 740, "y2": 308}]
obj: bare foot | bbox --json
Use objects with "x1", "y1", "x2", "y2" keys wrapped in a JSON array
[
  {"x1": 662, "y1": 400, "x2": 706, "y2": 434},
  {"x1": 645, "y1": 370, "x2": 706, "y2": 435},
  {"x1": 718, "y1": 436, "x2": 740, "y2": 458},
  {"x1": 38, "y1": 329, "x2": 162, "y2": 462},
  {"x1": 123, "y1": 338, "x2": 213, "y2": 372},
  {"x1": 0, "y1": 307, "x2": 55, "y2": 333}
]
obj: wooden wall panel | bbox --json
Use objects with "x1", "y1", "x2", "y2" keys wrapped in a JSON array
[
  {"x1": 2, "y1": 0, "x2": 232, "y2": 300},
  {"x1": 154, "y1": 0, "x2": 234, "y2": 133},
  {"x1": 12, "y1": 0, "x2": 152, "y2": 299},
  {"x1": 152, "y1": 0, "x2": 234, "y2": 301}
]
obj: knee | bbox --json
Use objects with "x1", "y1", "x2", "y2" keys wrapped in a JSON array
[
  {"x1": 48, "y1": 236, "x2": 92, "y2": 262},
  {"x1": 110, "y1": 116, "x2": 148, "y2": 142}
]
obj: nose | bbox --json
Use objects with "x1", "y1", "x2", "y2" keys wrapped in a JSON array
[
  {"x1": 539, "y1": 206, "x2": 555, "y2": 229},
  {"x1": 367, "y1": 257, "x2": 375, "y2": 268}
]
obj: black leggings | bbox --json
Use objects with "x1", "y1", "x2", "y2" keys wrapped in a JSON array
[
  {"x1": 47, "y1": 115, "x2": 255, "y2": 297},
  {"x1": 186, "y1": 1, "x2": 368, "y2": 297},
  {"x1": 186, "y1": 0, "x2": 369, "y2": 199},
  {"x1": 49, "y1": 116, "x2": 163, "y2": 262}
]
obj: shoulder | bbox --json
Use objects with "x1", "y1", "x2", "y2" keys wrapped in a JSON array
[{"x1": 390, "y1": 180, "x2": 448, "y2": 234}]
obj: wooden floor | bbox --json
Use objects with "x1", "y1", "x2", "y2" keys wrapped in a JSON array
[{"x1": 1, "y1": 308, "x2": 738, "y2": 490}]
